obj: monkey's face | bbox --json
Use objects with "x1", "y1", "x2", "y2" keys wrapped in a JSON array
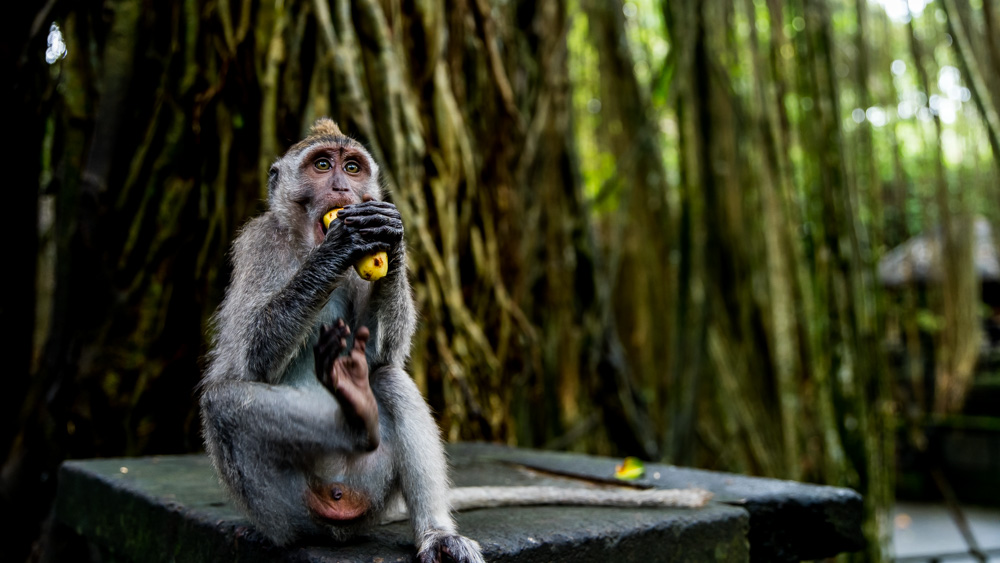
[{"x1": 273, "y1": 136, "x2": 380, "y2": 247}]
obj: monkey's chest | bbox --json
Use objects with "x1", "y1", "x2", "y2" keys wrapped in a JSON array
[
  {"x1": 318, "y1": 286, "x2": 355, "y2": 325},
  {"x1": 280, "y1": 292, "x2": 355, "y2": 389}
]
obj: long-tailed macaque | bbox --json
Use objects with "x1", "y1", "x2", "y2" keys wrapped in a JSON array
[
  {"x1": 199, "y1": 118, "x2": 483, "y2": 562},
  {"x1": 199, "y1": 119, "x2": 710, "y2": 563}
]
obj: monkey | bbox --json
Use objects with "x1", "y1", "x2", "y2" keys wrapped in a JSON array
[
  {"x1": 199, "y1": 118, "x2": 712, "y2": 562},
  {"x1": 199, "y1": 118, "x2": 484, "y2": 562}
]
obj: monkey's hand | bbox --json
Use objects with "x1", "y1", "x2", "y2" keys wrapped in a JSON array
[
  {"x1": 314, "y1": 321, "x2": 380, "y2": 451},
  {"x1": 334, "y1": 199, "x2": 405, "y2": 270},
  {"x1": 417, "y1": 533, "x2": 485, "y2": 563}
]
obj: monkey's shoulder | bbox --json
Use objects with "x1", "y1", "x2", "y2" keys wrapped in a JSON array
[
  {"x1": 232, "y1": 213, "x2": 295, "y2": 255},
  {"x1": 226, "y1": 213, "x2": 304, "y2": 286}
]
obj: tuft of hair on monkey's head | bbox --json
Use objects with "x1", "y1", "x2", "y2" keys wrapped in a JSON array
[
  {"x1": 309, "y1": 118, "x2": 343, "y2": 138},
  {"x1": 286, "y1": 118, "x2": 358, "y2": 156}
]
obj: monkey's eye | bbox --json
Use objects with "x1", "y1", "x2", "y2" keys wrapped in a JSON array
[
  {"x1": 315, "y1": 159, "x2": 332, "y2": 171},
  {"x1": 344, "y1": 161, "x2": 360, "y2": 174}
]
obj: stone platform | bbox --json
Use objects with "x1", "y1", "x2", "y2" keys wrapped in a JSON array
[{"x1": 54, "y1": 443, "x2": 864, "y2": 562}]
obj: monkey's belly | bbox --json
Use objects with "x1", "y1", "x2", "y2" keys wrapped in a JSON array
[{"x1": 305, "y1": 482, "x2": 370, "y2": 522}]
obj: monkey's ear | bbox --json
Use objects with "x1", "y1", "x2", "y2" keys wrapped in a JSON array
[
  {"x1": 310, "y1": 118, "x2": 343, "y2": 138},
  {"x1": 267, "y1": 164, "x2": 279, "y2": 199}
]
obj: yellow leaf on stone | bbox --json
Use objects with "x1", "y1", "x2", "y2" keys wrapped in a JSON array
[{"x1": 614, "y1": 457, "x2": 645, "y2": 480}]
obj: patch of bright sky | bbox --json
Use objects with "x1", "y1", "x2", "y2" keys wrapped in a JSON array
[
  {"x1": 878, "y1": 62, "x2": 969, "y2": 127},
  {"x1": 847, "y1": 0, "x2": 989, "y2": 174},
  {"x1": 622, "y1": 0, "x2": 670, "y2": 87},
  {"x1": 854, "y1": 1, "x2": 973, "y2": 133},
  {"x1": 620, "y1": 0, "x2": 681, "y2": 190},
  {"x1": 873, "y1": 0, "x2": 929, "y2": 23}
]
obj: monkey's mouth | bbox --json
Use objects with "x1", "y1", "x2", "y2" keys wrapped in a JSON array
[
  {"x1": 314, "y1": 215, "x2": 330, "y2": 246},
  {"x1": 319, "y1": 207, "x2": 345, "y2": 236}
]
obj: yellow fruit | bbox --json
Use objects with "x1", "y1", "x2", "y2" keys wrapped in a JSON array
[
  {"x1": 354, "y1": 251, "x2": 388, "y2": 281},
  {"x1": 323, "y1": 208, "x2": 389, "y2": 282},
  {"x1": 322, "y1": 208, "x2": 341, "y2": 229}
]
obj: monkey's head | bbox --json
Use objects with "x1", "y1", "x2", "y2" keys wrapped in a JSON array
[{"x1": 268, "y1": 118, "x2": 383, "y2": 247}]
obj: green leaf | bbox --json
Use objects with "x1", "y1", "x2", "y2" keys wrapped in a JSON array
[{"x1": 614, "y1": 457, "x2": 645, "y2": 480}]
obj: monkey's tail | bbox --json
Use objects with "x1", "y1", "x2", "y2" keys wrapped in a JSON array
[
  {"x1": 446, "y1": 486, "x2": 713, "y2": 512},
  {"x1": 380, "y1": 486, "x2": 713, "y2": 524}
]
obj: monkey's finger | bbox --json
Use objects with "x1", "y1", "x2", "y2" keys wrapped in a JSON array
[
  {"x1": 342, "y1": 207, "x2": 400, "y2": 220},
  {"x1": 344, "y1": 199, "x2": 396, "y2": 211},
  {"x1": 341, "y1": 211, "x2": 401, "y2": 227},
  {"x1": 357, "y1": 226, "x2": 404, "y2": 243},
  {"x1": 355, "y1": 241, "x2": 393, "y2": 257},
  {"x1": 338, "y1": 202, "x2": 400, "y2": 219},
  {"x1": 343, "y1": 216, "x2": 401, "y2": 233},
  {"x1": 345, "y1": 215, "x2": 403, "y2": 231},
  {"x1": 349, "y1": 215, "x2": 402, "y2": 228}
]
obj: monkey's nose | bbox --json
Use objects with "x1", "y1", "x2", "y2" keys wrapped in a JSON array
[{"x1": 330, "y1": 178, "x2": 352, "y2": 192}]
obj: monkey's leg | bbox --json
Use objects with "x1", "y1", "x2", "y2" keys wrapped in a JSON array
[
  {"x1": 372, "y1": 367, "x2": 484, "y2": 563},
  {"x1": 315, "y1": 320, "x2": 379, "y2": 451},
  {"x1": 200, "y1": 380, "x2": 382, "y2": 544}
]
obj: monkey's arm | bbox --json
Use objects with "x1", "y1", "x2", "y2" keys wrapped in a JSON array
[
  {"x1": 337, "y1": 201, "x2": 416, "y2": 368},
  {"x1": 210, "y1": 214, "x2": 371, "y2": 385},
  {"x1": 361, "y1": 243, "x2": 416, "y2": 368}
]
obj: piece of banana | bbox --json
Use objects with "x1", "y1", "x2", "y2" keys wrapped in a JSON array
[{"x1": 323, "y1": 208, "x2": 389, "y2": 282}]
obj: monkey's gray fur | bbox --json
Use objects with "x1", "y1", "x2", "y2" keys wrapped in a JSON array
[{"x1": 199, "y1": 119, "x2": 483, "y2": 562}]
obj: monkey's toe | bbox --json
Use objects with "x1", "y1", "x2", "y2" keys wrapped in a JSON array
[
  {"x1": 353, "y1": 326, "x2": 370, "y2": 352},
  {"x1": 418, "y1": 533, "x2": 484, "y2": 563}
]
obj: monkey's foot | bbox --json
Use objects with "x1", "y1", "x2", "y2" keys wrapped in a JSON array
[
  {"x1": 315, "y1": 319, "x2": 351, "y2": 391},
  {"x1": 330, "y1": 326, "x2": 379, "y2": 449},
  {"x1": 305, "y1": 481, "x2": 370, "y2": 522},
  {"x1": 417, "y1": 532, "x2": 485, "y2": 563}
]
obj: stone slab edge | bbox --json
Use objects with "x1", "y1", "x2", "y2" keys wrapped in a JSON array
[{"x1": 449, "y1": 443, "x2": 866, "y2": 562}]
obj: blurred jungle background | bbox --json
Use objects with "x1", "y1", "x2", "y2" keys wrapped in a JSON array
[{"x1": 4, "y1": 0, "x2": 1000, "y2": 560}]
